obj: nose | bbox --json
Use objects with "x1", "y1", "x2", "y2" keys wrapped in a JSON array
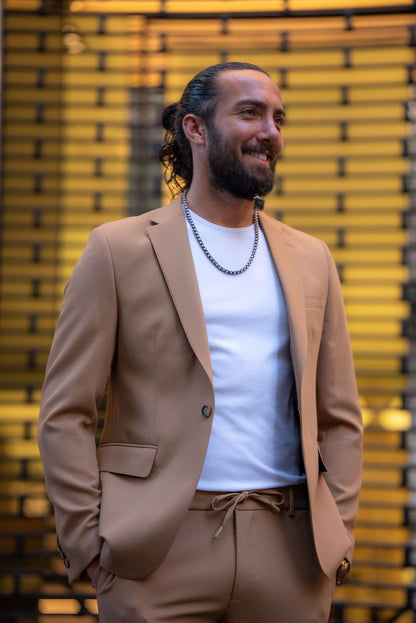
[{"x1": 259, "y1": 115, "x2": 284, "y2": 152}]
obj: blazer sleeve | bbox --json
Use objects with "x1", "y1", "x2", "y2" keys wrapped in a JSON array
[
  {"x1": 38, "y1": 226, "x2": 118, "y2": 583},
  {"x1": 315, "y1": 241, "x2": 363, "y2": 559}
]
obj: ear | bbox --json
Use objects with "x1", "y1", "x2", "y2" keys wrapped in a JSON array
[{"x1": 182, "y1": 114, "x2": 206, "y2": 146}]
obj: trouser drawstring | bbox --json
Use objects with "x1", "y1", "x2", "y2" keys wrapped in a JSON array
[{"x1": 211, "y1": 489, "x2": 289, "y2": 540}]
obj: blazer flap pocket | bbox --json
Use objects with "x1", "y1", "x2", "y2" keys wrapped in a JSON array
[{"x1": 98, "y1": 443, "x2": 158, "y2": 478}]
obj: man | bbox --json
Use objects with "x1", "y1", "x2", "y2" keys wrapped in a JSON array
[{"x1": 38, "y1": 62, "x2": 363, "y2": 622}]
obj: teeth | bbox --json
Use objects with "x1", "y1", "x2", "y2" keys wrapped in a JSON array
[{"x1": 252, "y1": 152, "x2": 267, "y2": 161}]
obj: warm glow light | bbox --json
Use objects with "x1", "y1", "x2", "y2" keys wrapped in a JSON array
[
  {"x1": 85, "y1": 599, "x2": 99, "y2": 614},
  {"x1": 360, "y1": 406, "x2": 374, "y2": 428},
  {"x1": 378, "y1": 409, "x2": 412, "y2": 432},
  {"x1": 70, "y1": 1, "x2": 85, "y2": 11},
  {"x1": 23, "y1": 497, "x2": 50, "y2": 518},
  {"x1": 38, "y1": 599, "x2": 81, "y2": 615}
]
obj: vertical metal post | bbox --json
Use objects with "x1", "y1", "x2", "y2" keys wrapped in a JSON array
[
  {"x1": 0, "y1": 0, "x2": 3, "y2": 223},
  {"x1": 0, "y1": 1, "x2": 4, "y2": 313}
]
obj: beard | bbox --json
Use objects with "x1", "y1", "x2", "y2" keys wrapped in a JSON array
[{"x1": 206, "y1": 124, "x2": 277, "y2": 199}]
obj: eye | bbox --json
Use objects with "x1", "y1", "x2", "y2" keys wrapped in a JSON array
[
  {"x1": 241, "y1": 107, "x2": 257, "y2": 117},
  {"x1": 274, "y1": 116, "x2": 286, "y2": 128}
]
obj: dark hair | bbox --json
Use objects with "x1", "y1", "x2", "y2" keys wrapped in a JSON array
[{"x1": 159, "y1": 62, "x2": 270, "y2": 196}]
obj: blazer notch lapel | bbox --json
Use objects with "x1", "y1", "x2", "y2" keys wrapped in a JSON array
[
  {"x1": 147, "y1": 208, "x2": 213, "y2": 383},
  {"x1": 260, "y1": 215, "x2": 308, "y2": 392}
]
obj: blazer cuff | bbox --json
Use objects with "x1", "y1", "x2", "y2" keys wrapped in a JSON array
[{"x1": 58, "y1": 532, "x2": 102, "y2": 585}]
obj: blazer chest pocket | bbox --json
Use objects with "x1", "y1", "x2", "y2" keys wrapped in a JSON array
[{"x1": 98, "y1": 443, "x2": 158, "y2": 478}]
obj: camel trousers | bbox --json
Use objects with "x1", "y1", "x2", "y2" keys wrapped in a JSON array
[{"x1": 95, "y1": 485, "x2": 335, "y2": 623}]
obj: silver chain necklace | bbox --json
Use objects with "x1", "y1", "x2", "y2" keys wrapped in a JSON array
[{"x1": 182, "y1": 191, "x2": 260, "y2": 276}]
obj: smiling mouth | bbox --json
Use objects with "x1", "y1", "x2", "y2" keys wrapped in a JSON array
[
  {"x1": 253, "y1": 152, "x2": 268, "y2": 161},
  {"x1": 246, "y1": 150, "x2": 271, "y2": 164}
]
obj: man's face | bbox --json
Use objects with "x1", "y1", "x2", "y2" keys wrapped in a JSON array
[{"x1": 205, "y1": 70, "x2": 285, "y2": 199}]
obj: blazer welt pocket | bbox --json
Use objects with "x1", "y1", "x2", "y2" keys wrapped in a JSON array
[
  {"x1": 98, "y1": 443, "x2": 158, "y2": 478},
  {"x1": 305, "y1": 295, "x2": 324, "y2": 309}
]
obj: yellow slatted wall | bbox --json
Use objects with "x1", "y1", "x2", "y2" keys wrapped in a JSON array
[{"x1": 1, "y1": 1, "x2": 415, "y2": 622}]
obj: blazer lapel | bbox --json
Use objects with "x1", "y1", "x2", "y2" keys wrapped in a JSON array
[
  {"x1": 260, "y1": 213, "x2": 308, "y2": 396},
  {"x1": 147, "y1": 198, "x2": 213, "y2": 384}
]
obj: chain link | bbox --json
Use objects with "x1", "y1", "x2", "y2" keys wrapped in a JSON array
[{"x1": 182, "y1": 191, "x2": 259, "y2": 276}]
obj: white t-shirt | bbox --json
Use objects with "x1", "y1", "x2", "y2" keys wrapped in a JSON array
[{"x1": 185, "y1": 209, "x2": 305, "y2": 491}]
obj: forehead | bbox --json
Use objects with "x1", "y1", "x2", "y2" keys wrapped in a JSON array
[{"x1": 214, "y1": 69, "x2": 283, "y2": 111}]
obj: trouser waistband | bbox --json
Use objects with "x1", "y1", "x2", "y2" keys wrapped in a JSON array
[{"x1": 192, "y1": 484, "x2": 309, "y2": 540}]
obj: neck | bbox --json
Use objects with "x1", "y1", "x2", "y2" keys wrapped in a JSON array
[{"x1": 185, "y1": 185, "x2": 257, "y2": 228}]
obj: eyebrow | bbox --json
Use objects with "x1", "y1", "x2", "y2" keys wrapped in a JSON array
[{"x1": 233, "y1": 98, "x2": 286, "y2": 118}]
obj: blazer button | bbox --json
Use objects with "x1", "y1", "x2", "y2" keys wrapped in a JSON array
[{"x1": 201, "y1": 405, "x2": 213, "y2": 418}]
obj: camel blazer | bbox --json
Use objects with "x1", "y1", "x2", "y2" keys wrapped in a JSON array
[{"x1": 38, "y1": 197, "x2": 363, "y2": 585}]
